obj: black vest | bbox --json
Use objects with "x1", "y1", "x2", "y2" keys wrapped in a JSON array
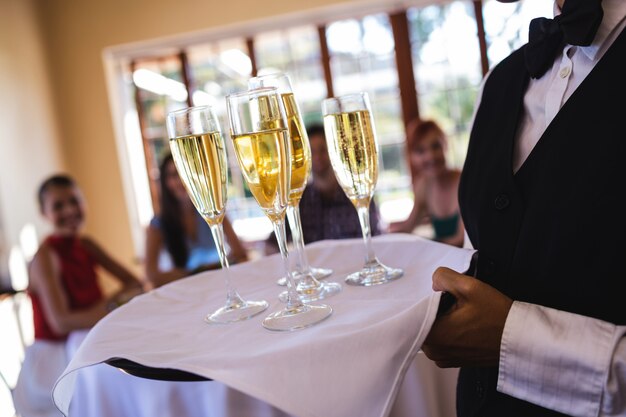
[{"x1": 456, "y1": 26, "x2": 626, "y2": 417}]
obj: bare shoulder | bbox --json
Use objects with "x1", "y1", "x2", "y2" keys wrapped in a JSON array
[
  {"x1": 29, "y1": 241, "x2": 59, "y2": 287},
  {"x1": 146, "y1": 222, "x2": 162, "y2": 237},
  {"x1": 31, "y1": 241, "x2": 53, "y2": 269},
  {"x1": 79, "y1": 235, "x2": 106, "y2": 258}
]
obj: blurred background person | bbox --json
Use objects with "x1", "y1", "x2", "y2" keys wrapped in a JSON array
[
  {"x1": 145, "y1": 153, "x2": 248, "y2": 288},
  {"x1": 265, "y1": 123, "x2": 381, "y2": 254},
  {"x1": 13, "y1": 174, "x2": 142, "y2": 417},
  {"x1": 388, "y1": 119, "x2": 464, "y2": 247}
]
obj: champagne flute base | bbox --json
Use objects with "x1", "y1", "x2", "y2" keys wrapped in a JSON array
[
  {"x1": 310, "y1": 266, "x2": 333, "y2": 279},
  {"x1": 262, "y1": 303, "x2": 332, "y2": 331},
  {"x1": 278, "y1": 280, "x2": 342, "y2": 303},
  {"x1": 205, "y1": 300, "x2": 269, "y2": 324},
  {"x1": 276, "y1": 266, "x2": 333, "y2": 286},
  {"x1": 345, "y1": 262, "x2": 403, "y2": 287}
]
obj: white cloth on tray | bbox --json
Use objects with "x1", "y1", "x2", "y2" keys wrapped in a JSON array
[{"x1": 53, "y1": 234, "x2": 473, "y2": 417}]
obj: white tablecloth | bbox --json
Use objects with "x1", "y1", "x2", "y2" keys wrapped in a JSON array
[
  {"x1": 53, "y1": 234, "x2": 472, "y2": 417},
  {"x1": 65, "y1": 330, "x2": 293, "y2": 417}
]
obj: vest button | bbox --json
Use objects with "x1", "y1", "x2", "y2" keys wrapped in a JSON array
[{"x1": 494, "y1": 194, "x2": 510, "y2": 210}]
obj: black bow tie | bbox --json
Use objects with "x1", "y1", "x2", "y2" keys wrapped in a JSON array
[{"x1": 524, "y1": 0, "x2": 604, "y2": 79}]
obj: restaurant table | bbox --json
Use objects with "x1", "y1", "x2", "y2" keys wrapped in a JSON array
[{"x1": 53, "y1": 234, "x2": 472, "y2": 417}]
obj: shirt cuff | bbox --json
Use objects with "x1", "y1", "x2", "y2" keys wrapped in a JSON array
[{"x1": 498, "y1": 301, "x2": 615, "y2": 417}]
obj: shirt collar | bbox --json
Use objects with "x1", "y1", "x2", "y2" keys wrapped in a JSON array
[{"x1": 554, "y1": 0, "x2": 626, "y2": 61}]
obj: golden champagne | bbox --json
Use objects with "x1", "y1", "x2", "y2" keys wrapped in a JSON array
[
  {"x1": 281, "y1": 93, "x2": 311, "y2": 205},
  {"x1": 232, "y1": 128, "x2": 290, "y2": 223},
  {"x1": 169, "y1": 132, "x2": 227, "y2": 226},
  {"x1": 323, "y1": 110, "x2": 378, "y2": 208}
]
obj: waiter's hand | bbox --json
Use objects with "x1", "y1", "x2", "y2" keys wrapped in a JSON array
[{"x1": 422, "y1": 267, "x2": 513, "y2": 368}]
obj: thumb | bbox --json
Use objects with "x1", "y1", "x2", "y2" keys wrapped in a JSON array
[{"x1": 432, "y1": 266, "x2": 473, "y2": 302}]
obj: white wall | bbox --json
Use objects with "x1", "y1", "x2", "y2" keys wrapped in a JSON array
[{"x1": 0, "y1": 0, "x2": 65, "y2": 287}]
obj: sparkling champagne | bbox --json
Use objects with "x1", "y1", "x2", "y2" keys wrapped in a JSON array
[
  {"x1": 281, "y1": 93, "x2": 311, "y2": 204},
  {"x1": 169, "y1": 132, "x2": 227, "y2": 226},
  {"x1": 232, "y1": 128, "x2": 290, "y2": 223},
  {"x1": 323, "y1": 110, "x2": 378, "y2": 208}
]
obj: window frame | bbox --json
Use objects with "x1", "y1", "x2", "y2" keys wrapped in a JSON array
[{"x1": 102, "y1": 0, "x2": 491, "y2": 258}]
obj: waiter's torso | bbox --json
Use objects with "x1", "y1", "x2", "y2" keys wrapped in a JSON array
[{"x1": 456, "y1": 26, "x2": 626, "y2": 417}]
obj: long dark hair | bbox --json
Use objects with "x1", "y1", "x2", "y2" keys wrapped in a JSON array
[{"x1": 158, "y1": 153, "x2": 188, "y2": 268}]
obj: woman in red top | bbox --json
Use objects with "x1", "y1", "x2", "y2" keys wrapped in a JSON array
[{"x1": 13, "y1": 174, "x2": 142, "y2": 417}]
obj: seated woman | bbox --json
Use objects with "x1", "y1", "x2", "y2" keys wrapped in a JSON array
[
  {"x1": 145, "y1": 153, "x2": 248, "y2": 288},
  {"x1": 388, "y1": 119, "x2": 465, "y2": 247},
  {"x1": 13, "y1": 174, "x2": 143, "y2": 417}
]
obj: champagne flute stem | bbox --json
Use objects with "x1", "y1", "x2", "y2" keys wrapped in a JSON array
[
  {"x1": 286, "y1": 204, "x2": 310, "y2": 275},
  {"x1": 356, "y1": 204, "x2": 378, "y2": 266},
  {"x1": 209, "y1": 222, "x2": 244, "y2": 307},
  {"x1": 273, "y1": 219, "x2": 304, "y2": 310}
]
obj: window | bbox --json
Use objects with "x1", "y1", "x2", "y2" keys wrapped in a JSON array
[
  {"x1": 109, "y1": 0, "x2": 511, "y2": 257},
  {"x1": 483, "y1": 0, "x2": 552, "y2": 65},
  {"x1": 255, "y1": 26, "x2": 327, "y2": 125},
  {"x1": 132, "y1": 56, "x2": 188, "y2": 186},
  {"x1": 326, "y1": 14, "x2": 408, "y2": 223},
  {"x1": 186, "y1": 40, "x2": 272, "y2": 240},
  {"x1": 409, "y1": 1, "x2": 483, "y2": 169}
]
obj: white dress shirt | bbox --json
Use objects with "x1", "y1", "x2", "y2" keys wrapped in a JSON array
[{"x1": 490, "y1": 1, "x2": 626, "y2": 416}]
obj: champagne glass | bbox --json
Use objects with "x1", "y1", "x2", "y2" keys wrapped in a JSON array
[
  {"x1": 166, "y1": 105, "x2": 269, "y2": 323},
  {"x1": 322, "y1": 92, "x2": 404, "y2": 286},
  {"x1": 226, "y1": 87, "x2": 332, "y2": 331},
  {"x1": 248, "y1": 72, "x2": 340, "y2": 302}
]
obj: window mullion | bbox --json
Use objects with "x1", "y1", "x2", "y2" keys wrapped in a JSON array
[
  {"x1": 473, "y1": 0, "x2": 489, "y2": 76},
  {"x1": 179, "y1": 51, "x2": 194, "y2": 107},
  {"x1": 389, "y1": 10, "x2": 419, "y2": 130},
  {"x1": 317, "y1": 24, "x2": 334, "y2": 98},
  {"x1": 246, "y1": 38, "x2": 258, "y2": 77}
]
